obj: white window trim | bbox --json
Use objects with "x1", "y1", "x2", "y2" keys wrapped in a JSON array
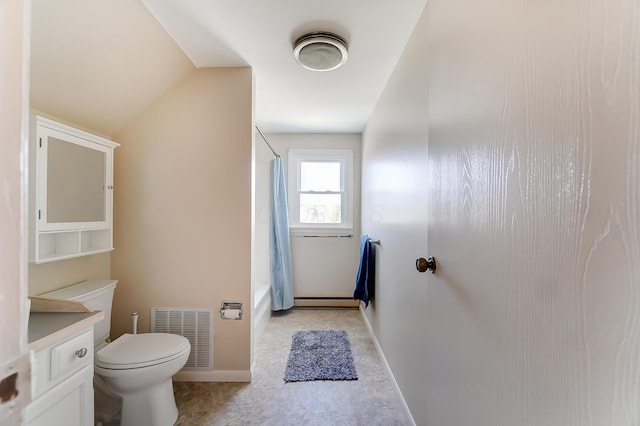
[{"x1": 288, "y1": 149, "x2": 354, "y2": 236}]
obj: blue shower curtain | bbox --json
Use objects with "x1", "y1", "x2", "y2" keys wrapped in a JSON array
[{"x1": 270, "y1": 156, "x2": 294, "y2": 311}]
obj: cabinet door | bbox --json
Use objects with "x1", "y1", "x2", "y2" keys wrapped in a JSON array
[
  {"x1": 36, "y1": 125, "x2": 113, "y2": 231},
  {"x1": 26, "y1": 365, "x2": 93, "y2": 426}
]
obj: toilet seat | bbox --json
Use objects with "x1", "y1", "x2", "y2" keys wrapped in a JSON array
[{"x1": 96, "y1": 333, "x2": 190, "y2": 370}]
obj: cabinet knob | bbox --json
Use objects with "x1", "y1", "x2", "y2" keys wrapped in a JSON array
[
  {"x1": 75, "y1": 348, "x2": 88, "y2": 358},
  {"x1": 416, "y1": 256, "x2": 437, "y2": 274}
]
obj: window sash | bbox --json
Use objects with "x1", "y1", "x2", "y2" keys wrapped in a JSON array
[
  {"x1": 288, "y1": 150, "x2": 353, "y2": 233},
  {"x1": 300, "y1": 161, "x2": 342, "y2": 192}
]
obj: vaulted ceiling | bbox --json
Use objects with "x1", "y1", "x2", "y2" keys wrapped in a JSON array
[
  {"x1": 30, "y1": 0, "x2": 427, "y2": 135},
  {"x1": 30, "y1": 0, "x2": 194, "y2": 136}
]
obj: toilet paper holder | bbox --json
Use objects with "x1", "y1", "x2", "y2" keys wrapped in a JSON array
[{"x1": 220, "y1": 301, "x2": 243, "y2": 320}]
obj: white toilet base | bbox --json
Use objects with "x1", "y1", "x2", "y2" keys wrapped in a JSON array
[
  {"x1": 93, "y1": 376, "x2": 122, "y2": 425},
  {"x1": 120, "y1": 378, "x2": 178, "y2": 426}
]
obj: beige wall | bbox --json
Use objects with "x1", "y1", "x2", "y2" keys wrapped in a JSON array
[
  {"x1": 363, "y1": 0, "x2": 640, "y2": 425},
  {"x1": 27, "y1": 0, "x2": 194, "y2": 297},
  {"x1": 30, "y1": 0, "x2": 194, "y2": 136},
  {"x1": 27, "y1": 0, "x2": 253, "y2": 380},
  {"x1": 28, "y1": 254, "x2": 111, "y2": 296},
  {"x1": 111, "y1": 67, "x2": 254, "y2": 375}
]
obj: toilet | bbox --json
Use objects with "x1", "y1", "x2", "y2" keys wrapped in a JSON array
[{"x1": 43, "y1": 280, "x2": 191, "y2": 426}]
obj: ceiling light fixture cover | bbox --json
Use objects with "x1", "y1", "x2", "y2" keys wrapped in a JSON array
[{"x1": 293, "y1": 32, "x2": 348, "y2": 72}]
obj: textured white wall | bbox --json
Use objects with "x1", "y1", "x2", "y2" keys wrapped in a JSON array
[
  {"x1": 253, "y1": 130, "x2": 273, "y2": 299},
  {"x1": 363, "y1": 0, "x2": 640, "y2": 424},
  {"x1": 361, "y1": 6, "x2": 430, "y2": 422}
]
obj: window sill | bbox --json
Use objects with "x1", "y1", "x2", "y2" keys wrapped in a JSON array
[{"x1": 289, "y1": 226, "x2": 353, "y2": 238}]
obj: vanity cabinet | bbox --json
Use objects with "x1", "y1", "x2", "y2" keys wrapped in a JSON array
[
  {"x1": 26, "y1": 327, "x2": 95, "y2": 426},
  {"x1": 29, "y1": 116, "x2": 119, "y2": 263}
]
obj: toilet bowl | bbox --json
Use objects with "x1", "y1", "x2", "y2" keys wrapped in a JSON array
[
  {"x1": 42, "y1": 280, "x2": 191, "y2": 426},
  {"x1": 95, "y1": 333, "x2": 190, "y2": 426}
]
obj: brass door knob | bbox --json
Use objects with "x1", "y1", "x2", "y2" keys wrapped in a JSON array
[{"x1": 416, "y1": 256, "x2": 437, "y2": 274}]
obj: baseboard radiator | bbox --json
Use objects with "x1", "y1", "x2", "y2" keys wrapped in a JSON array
[
  {"x1": 151, "y1": 307, "x2": 213, "y2": 371},
  {"x1": 293, "y1": 297, "x2": 359, "y2": 308}
]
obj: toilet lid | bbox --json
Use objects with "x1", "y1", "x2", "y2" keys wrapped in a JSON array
[{"x1": 96, "y1": 333, "x2": 191, "y2": 370}]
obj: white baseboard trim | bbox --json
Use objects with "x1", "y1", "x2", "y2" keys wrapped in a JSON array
[
  {"x1": 173, "y1": 369, "x2": 252, "y2": 383},
  {"x1": 359, "y1": 306, "x2": 416, "y2": 426}
]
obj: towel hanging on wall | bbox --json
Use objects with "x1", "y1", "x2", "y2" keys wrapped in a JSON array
[{"x1": 353, "y1": 235, "x2": 375, "y2": 307}]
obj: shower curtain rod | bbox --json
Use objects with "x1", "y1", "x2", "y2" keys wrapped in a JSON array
[{"x1": 255, "y1": 125, "x2": 279, "y2": 157}]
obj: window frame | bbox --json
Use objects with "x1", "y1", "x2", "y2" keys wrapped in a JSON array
[{"x1": 288, "y1": 149, "x2": 354, "y2": 236}]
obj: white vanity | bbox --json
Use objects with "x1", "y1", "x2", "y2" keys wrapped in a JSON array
[
  {"x1": 29, "y1": 116, "x2": 119, "y2": 263},
  {"x1": 25, "y1": 310, "x2": 104, "y2": 426}
]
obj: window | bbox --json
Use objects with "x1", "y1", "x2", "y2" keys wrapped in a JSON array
[{"x1": 288, "y1": 149, "x2": 353, "y2": 234}]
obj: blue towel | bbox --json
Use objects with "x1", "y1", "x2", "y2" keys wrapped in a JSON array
[{"x1": 354, "y1": 235, "x2": 375, "y2": 307}]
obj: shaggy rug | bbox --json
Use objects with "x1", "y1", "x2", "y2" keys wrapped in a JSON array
[{"x1": 283, "y1": 330, "x2": 358, "y2": 382}]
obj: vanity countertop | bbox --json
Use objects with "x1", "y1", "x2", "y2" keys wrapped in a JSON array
[{"x1": 28, "y1": 311, "x2": 104, "y2": 352}]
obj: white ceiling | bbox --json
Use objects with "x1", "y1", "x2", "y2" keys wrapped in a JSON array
[{"x1": 140, "y1": 0, "x2": 428, "y2": 133}]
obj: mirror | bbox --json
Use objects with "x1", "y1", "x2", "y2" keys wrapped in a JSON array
[
  {"x1": 46, "y1": 136, "x2": 106, "y2": 223},
  {"x1": 30, "y1": 116, "x2": 119, "y2": 263}
]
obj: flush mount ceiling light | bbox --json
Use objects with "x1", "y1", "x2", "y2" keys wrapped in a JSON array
[{"x1": 293, "y1": 32, "x2": 349, "y2": 72}]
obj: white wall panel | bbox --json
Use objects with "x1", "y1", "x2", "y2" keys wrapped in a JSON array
[
  {"x1": 362, "y1": 0, "x2": 640, "y2": 424},
  {"x1": 266, "y1": 133, "x2": 362, "y2": 299},
  {"x1": 361, "y1": 6, "x2": 430, "y2": 422}
]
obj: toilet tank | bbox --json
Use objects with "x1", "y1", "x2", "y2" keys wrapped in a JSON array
[{"x1": 42, "y1": 280, "x2": 118, "y2": 346}]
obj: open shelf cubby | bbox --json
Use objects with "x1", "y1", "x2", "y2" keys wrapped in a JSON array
[
  {"x1": 36, "y1": 229, "x2": 112, "y2": 263},
  {"x1": 80, "y1": 229, "x2": 111, "y2": 254}
]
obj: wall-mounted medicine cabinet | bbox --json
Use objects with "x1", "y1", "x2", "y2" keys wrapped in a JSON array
[{"x1": 29, "y1": 116, "x2": 119, "y2": 263}]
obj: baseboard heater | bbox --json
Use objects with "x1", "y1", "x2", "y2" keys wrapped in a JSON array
[
  {"x1": 151, "y1": 307, "x2": 213, "y2": 371},
  {"x1": 293, "y1": 297, "x2": 359, "y2": 308}
]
